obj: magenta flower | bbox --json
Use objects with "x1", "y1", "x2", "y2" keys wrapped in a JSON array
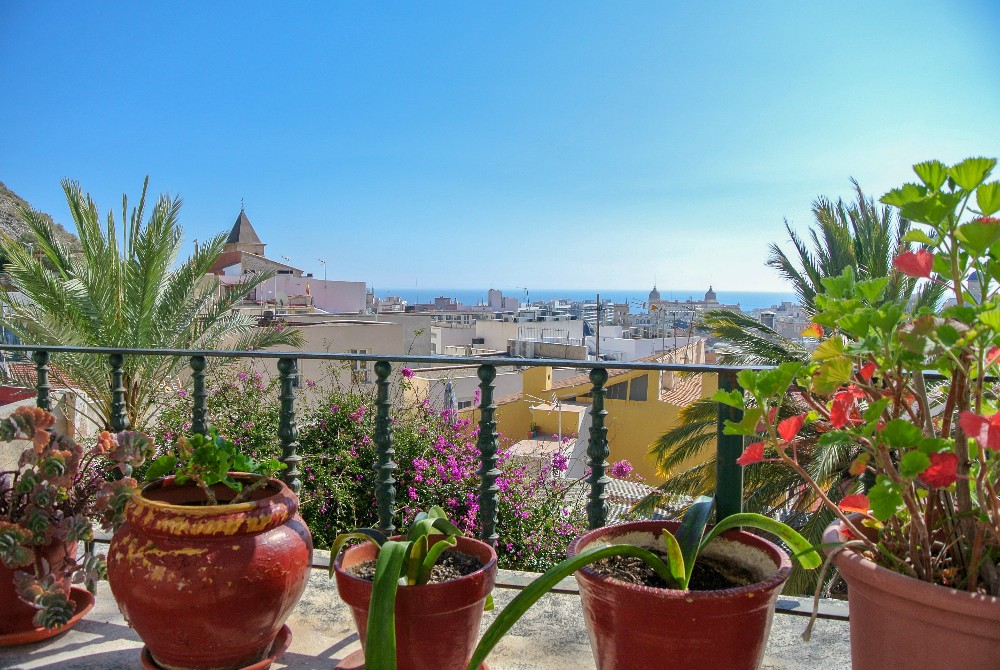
[{"x1": 401, "y1": 367, "x2": 414, "y2": 379}]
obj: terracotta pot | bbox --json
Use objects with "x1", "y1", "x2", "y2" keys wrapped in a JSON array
[
  {"x1": 0, "y1": 541, "x2": 78, "y2": 636},
  {"x1": 823, "y1": 519, "x2": 1000, "y2": 670},
  {"x1": 333, "y1": 534, "x2": 497, "y2": 670},
  {"x1": 107, "y1": 475, "x2": 313, "y2": 670},
  {"x1": 567, "y1": 520, "x2": 791, "y2": 670}
]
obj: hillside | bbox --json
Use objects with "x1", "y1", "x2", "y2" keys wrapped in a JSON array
[{"x1": 0, "y1": 181, "x2": 80, "y2": 251}]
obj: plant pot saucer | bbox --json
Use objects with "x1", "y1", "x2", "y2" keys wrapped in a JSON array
[
  {"x1": 334, "y1": 649, "x2": 488, "y2": 670},
  {"x1": 0, "y1": 586, "x2": 95, "y2": 647},
  {"x1": 140, "y1": 624, "x2": 292, "y2": 670}
]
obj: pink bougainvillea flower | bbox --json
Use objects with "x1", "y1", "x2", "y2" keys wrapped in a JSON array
[
  {"x1": 401, "y1": 367, "x2": 414, "y2": 379},
  {"x1": 838, "y1": 494, "x2": 870, "y2": 514},
  {"x1": 919, "y1": 452, "x2": 958, "y2": 488},
  {"x1": 736, "y1": 442, "x2": 765, "y2": 466},
  {"x1": 777, "y1": 414, "x2": 806, "y2": 443},
  {"x1": 858, "y1": 362, "x2": 876, "y2": 382},
  {"x1": 801, "y1": 323, "x2": 823, "y2": 338},
  {"x1": 892, "y1": 250, "x2": 934, "y2": 278},
  {"x1": 958, "y1": 410, "x2": 1000, "y2": 451}
]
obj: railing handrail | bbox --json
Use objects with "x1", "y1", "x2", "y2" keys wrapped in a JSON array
[{"x1": 0, "y1": 343, "x2": 771, "y2": 373}]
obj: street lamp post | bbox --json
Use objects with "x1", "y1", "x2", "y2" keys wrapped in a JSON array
[{"x1": 318, "y1": 258, "x2": 327, "y2": 282}]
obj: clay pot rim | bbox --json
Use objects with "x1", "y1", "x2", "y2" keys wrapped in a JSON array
[
  {"x1": 136, "y1": 473, "x2": 290, "y2": 515},
  {"x1": 333, "y1": 534, "x2": 498, "y2": 592},
  {"x1": 568, "y1": 520, "x2": 792, "y2": 598},
  {"x1": 823, "y1": 518, "x2": 1000, "y2": 607}
]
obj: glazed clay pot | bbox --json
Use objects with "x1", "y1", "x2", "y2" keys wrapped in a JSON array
[
  {"x1": 567, "y1": 520, "x2": 791, "y2": 670},
  {"x1": 107, "y1": 475, "x2": 312, "y2": 670},
  {"x1": 823, "y1": 519, "x2": 1000, "y2": 670},
  {"x1": 333, "y1": 534, "x2": 497, "y2": 670},
  {"x1": 0, "y1": 541, "x2": 77, "y2": 635}
]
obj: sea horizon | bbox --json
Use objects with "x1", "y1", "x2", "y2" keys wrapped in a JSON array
[{"x1": 375, "y1": 287, "x2": 800, "y2": 313}]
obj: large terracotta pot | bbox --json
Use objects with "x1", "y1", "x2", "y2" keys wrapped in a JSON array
[
  {"x1": 107, "y1": 475, "x2": 313, "y2": 670},
  {"x1": 823, "y1": 519, "x2": 1000, "y2": 670},
  {"x1": 333, "y1": 534, "x2": 497, "y2": 670},
  {"x1": 567, "y1": 520, "x2": 791, "y2": 670},
  {"x1": 0, "y1": 541, "x2": 78, "y2": 636}
]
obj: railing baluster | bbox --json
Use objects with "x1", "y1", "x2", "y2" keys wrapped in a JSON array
[
  {"x1": 109, "y1": 353, "x2": 129, "y2": 431},
  {"x1": 476, "y1": 364, "x2": 500, "y2": 546},
  {"x1": 277, "y1": 357, "x2": 302, "y2": 494},
  {"x1": 586, "y1": 367, "x2": 609, "y2": 529},
  {"x1": 373, "y1": 360, "x2": 396, "y2": 535},
  {"x1": 715, "y1": 370, "x2": 744, "y2": 521},
  {"x1": 32, "y1": 350, "x2": 51, "y2": 411},
  {"x1": 189, "y1": 355, "x2": 208, "y2": 436}
]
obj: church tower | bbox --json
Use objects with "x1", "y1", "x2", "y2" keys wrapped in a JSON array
[{"x1": 224, "y1": 206, "x2": 265, "y2": 256}]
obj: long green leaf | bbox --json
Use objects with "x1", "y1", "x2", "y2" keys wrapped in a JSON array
[
  {"x1": 700, "y1": 513, "x2": 822, "y2": 570},
  {"x1": 327, "y1": 530, "x2": 388, "y2": 578},
  {"x1": 406, "y1": 536, "x2": 427, "y2": 585},
  {"x1": 415, "y1": 535, "x2": 457, "y2": 585},
  {"x1": 658, "y1": 529, "x2": 687, "y2": 589},
  {"x1": 365, "y1": 540, "x2": 410, "y2": 670},
  {"x1": 467, "y1": 545, "x2": 675, "y2": 670},
  {"x1": 674, "y1": 495, "x2": 713, "y2": 585}
]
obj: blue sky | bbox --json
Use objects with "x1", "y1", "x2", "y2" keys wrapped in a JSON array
[{"x1": 1, "y1": 2, "x2": 997, "y2": 292}]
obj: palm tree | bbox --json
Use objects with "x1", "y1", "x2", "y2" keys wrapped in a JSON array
[
  {"x1": 0, "y1": 178, "x2": 303, "y2": 431},
  {"x1": 639, "y1": 181, "x2": 942, "y2": 592}
]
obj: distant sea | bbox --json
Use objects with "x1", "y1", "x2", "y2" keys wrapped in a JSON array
[{"x1": 377, "y1": 288, "x2": 799, "y2": 313}]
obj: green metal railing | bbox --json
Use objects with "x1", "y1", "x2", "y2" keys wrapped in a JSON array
[{"x1": 0, "y1": 344, "x2": 757, "y2": 534}]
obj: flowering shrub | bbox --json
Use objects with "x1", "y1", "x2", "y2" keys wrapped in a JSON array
[{"x1": 154, "y1": 365, "x2": 589, "y2": 571}]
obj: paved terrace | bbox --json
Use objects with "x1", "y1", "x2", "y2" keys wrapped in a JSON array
[{"x1": 1, "y1": 552, "x2": 851, "y2": 670}]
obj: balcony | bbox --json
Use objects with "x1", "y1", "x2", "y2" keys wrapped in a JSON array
[{"x1": 0, "y1": 345, "x2": 851, "y2": 668}]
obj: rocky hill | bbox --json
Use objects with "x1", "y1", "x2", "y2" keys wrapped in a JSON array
[{"x1": 0, "y1": 181, "x2": 80, "y2": 250}]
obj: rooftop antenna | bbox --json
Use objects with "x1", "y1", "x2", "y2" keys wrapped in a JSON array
[{"x1": 241, "y1": 197, "x2": 245, "y2": 212}]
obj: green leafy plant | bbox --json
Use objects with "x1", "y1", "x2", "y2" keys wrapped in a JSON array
[
  {"x1": 0, "y1": 407, "x2": 153, "y2": 628},
  {"x1": 719, "y1": 156, "x2": 1000, "y2": 596},
  {"x1": 145, "y1": 429, "x2": 285, "y2": 505},
  {"x1": 467, "y1": 496, "x2": 820, "y2": 668},
  {"x1": 331, "y1": 506, "x2": 490, "y2": 670}
]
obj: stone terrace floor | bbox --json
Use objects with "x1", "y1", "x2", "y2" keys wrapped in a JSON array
[{"x1": 0, "y1": 552, "x2": 851, "y2": 669}]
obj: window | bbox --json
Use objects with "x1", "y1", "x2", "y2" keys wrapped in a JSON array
[
  {"x1": 350, "y1": 349, "x2": 369, "y2": 383},
  {"x1": 458, "y1": 400, "x2": 473, "y2": 409},
  {"x1": 606, "y1": 381, "x2": 628, "y2": 400},
  {"x1": 629, "y1": 375, "x2": 648, "y2": 401}
]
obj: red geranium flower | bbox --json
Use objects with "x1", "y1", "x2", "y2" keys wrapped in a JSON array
[
  {"x1": 958, "y1": 411, "x2": 1000, "y2": 451},
  {"x1": 893, "y1": 250, "x2": 934, "y2": 278},
  {"x1": 736, "y1": 442, "x2": 765, "y2": 466},
  {"x1": 919, "y1": 452, "x2": 958, "y2": 488},
  {"x1": 838, "y1": 494, "x2": 870, "y2": 514}
]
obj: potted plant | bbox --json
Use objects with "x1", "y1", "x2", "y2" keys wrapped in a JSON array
[
  {"x1": 330, "y1": 506, "x2": 497, "y2": 670},
  {"x1": 0, "y1": 407, "x2": 151, "y2": 642},
  {"x1": 106, "y1": 429, "x2": 313, "y2": 670},
  {"x1": 469, "y1": 496, "x2": 820, "y2": 670},
  {"x1": 717, "y1": 157, "x2": 1000, "y2": 669}
]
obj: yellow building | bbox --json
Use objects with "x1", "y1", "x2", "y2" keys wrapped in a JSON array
[{"x1": 491, "y1": 341, "x2": 717, "y2": 484}]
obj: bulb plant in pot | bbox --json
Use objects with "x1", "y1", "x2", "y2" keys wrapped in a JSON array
[
  {"x1": 717, "y1": 157, "x2": 1000, "y2": 669},
  {"x1": 469, "y1": 495, "x2": 820, "y2": 670},
  {"x1": 0, "y1": 406, "x2": 151, "y2": 642},
  {"x1": 330, "y1": 506, "x2": 497, "y2": 670},
  {"x1": 107, "y1": 429, "x2": 313, "y2": 670}
]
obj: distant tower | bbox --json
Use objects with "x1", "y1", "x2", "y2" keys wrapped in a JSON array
[
  {"x1": 488, "y1": 288, "x2": 503, "y2": 310},
  {"x1": 224, "y1": 206, "x2": 265, "y2": 256},
  {"x1": 969, "y1": 272, "x2": 983, "y2": 303},
  {"x1": 704, "y1": 285, "x2": 718, "y2": 302},
  {"x1": 648, "y1": 285, "x2": 661, "y2": 303}
]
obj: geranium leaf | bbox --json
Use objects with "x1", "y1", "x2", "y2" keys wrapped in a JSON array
[
  {"x1": 881, "y1": 183, "x2": 927, "y2": 208},
  {"x1": 868, "y1": 477, "x2": 904, "y2": 522},
  {"x1": 899, "y1": 451, "x2": 931, "y2": 478},
  {"x1": 956, "y1": 219, "x2": 1000, "y2": 256},
  {"x1": 949, "y1": 157, "x2": 995, "y2": 191},
  {"x1": 812, "y1": 358, "x2": 854, "y2": 395},
  {"x1": 901, "y1": 229, "x2": 937, "y2": 245},
  {"x1": 976, "y1": 181, "x2": 1000, "y2": 216},
  {"x1": 913, "y1": 160, "x2": 949, "y2": 191},
  {"x1": 880, "y1": 419, "x2": 923, "y2": 448}
]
